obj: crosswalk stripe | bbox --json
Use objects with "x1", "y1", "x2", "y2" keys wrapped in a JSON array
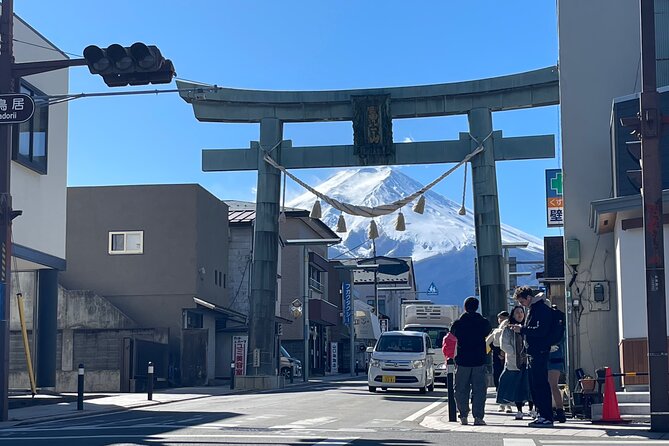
[
  {"x1": 403, "y1": 397, "x2": 448, "y2": 422},
  {"x1": 504, "y1": 439, "x2": 536, "y2": 446}
]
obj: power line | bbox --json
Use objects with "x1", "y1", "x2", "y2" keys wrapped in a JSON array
[{"x1": 13, "y1": 38, "x2": 82, "y2": 58}]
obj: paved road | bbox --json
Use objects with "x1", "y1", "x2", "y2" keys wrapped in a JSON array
[{"x1": 0, "y1": 379, "x2": 667, "y2": 446}]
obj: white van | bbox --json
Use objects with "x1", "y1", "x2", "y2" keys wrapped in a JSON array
[{"x1": 367, "y1": 331, "x2": 435, "y2": 393}]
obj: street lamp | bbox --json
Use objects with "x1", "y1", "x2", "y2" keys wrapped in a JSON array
[{"x1": 284, "y1": 238, "x2": 340, "y2": 382}]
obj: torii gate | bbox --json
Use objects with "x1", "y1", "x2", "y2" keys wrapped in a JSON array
[{"x1": 178, "y1": 66, "x2": 559, "y2": 379}]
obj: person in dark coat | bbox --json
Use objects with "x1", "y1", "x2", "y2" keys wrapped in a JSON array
[
  {"x1": 450, "y1": 296, "x2": 492, "y2": 426},
  {"x1": 510, "y1": 286, "x2": 554, "y2": 427}
]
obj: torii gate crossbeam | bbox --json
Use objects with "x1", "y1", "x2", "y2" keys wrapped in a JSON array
[{"x1": 178, "y1": 66, "x2": 559, "y2": 384}]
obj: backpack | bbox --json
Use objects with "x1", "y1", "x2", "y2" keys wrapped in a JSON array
[
  {"x1": 547, "y1": 305, "x2": 565, "y2": 346},
  {"x1": 442, "y1": 332, "x2": 457, "y2": 360}
]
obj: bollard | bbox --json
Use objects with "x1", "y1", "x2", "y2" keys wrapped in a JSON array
[
  {"x1": 355, "y1": 360, "x2": 359, "y2": 376},
  {"x1": 289, "y1": 364, "x2": 294, "y2": 384},
  {"x1": 230, "y1": 362, "x2": 235, "y2": 390},
  {"x1": 446, "y1": 359, "x2": 457, "y2": 422},
  {"x1": 147, "y1": 362, "x2": 154, "y2": 401},
  {"x1": 77, "y1": 363, "x2": 84, "y2": 411}
]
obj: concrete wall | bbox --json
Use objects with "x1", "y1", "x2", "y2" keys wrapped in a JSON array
[
  {"x1": 196, "y1": 189, "x2": 229, "y2": 307},
  {"x1": 558, "y1": 0, "x2": 640, "y2": 375},
  {"x1": 10, "y1": 16, "x2": 68, "y2": 263}
]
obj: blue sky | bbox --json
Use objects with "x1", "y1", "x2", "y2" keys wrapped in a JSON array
[{"x1": 16, "y1": 1, "x2": 561, "y2": 239}]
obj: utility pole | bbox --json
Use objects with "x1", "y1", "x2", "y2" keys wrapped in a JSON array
[
  {"x1": 638, "y1": 0, "x2": 669, "y2": 433},
  {"x1": 0, "y1": 0, "x2": 174, "y2": 419},
  {"x1": 0, "y1": 0, "x2": 16, "y2": 422}
]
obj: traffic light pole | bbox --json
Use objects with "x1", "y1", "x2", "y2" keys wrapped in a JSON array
[
  {"x1": 638, "y1": 0, "x2": 669, "y2": 433},
  {"x1": 0, "y1": 0, "x2": 97, "y2": 421}
]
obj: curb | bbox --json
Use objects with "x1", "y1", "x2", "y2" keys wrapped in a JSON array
[{"x1": 8, "y1": 375, "x2": 361, "y2": 427}]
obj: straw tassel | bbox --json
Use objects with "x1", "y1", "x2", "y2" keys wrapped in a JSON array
[
  {"x1": 368, "y1": 220, "x2": 379, "y2": 240},
  {"x1": 395, "y1": 211, "x2": 406, "y2": 231},
  {"x1": 413, "y1": 195, "x2": 426, "y2": 214},
  {"x1": 310, "y1": 199, "x2": 322, "y2": 219},
  {"x1": 336, "y1": 214, "x2": 347, "y2": 233}
]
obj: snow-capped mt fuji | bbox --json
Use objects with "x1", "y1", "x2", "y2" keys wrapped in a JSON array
[{"x1": 288, "y1": 167, "x2": 543, "y2": 305}]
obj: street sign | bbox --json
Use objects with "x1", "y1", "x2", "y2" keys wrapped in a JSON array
[
  {"x1": 426, "y1": 282, "x2": 439, "y2": 296},
  {"x1": 252, "y1": 348, "x2": 260, "y2": 368},
  {"x1": 545, "y1": 168, "x2": 564, "y2": 227},
  {"x1": 0, "y1": 94, "x2": 34, "y2": 124},
  {"x1": 232, "y1": 335, "x2": 247, "y2": 376}
]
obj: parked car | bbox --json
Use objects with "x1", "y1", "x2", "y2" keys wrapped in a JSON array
[
  {"x1": 280, "y1": 346, "x2": 302, "y2": 378},
  {"x1": 367, "y1": 331, "x2": 435, "y2": 393}
]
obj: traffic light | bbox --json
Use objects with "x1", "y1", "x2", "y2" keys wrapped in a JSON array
[
  {"x1": 620, "y1": 114, "x2": 643, "y2": 192},
  {"x1": 83, "y1": 43, "x2": 176, "y2": 87}
]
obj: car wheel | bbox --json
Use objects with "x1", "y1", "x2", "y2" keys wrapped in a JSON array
[
  {"x1": 280, "y1": 368, "x2": 291, "y2": 378},
  {"x1": 368, "y1": 386, "x2": 376, "y2": 393}
]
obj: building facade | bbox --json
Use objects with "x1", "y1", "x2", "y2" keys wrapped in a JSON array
[
  {"x1": 60, "y1": 184, "x2": 230, "y2": 387},
  {"x1": 8, "y1": 14, "x2": 69, "y2": 389}
]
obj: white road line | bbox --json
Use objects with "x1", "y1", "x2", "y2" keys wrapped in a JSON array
[
  {"x1": 538, "y1": 441, "x2": 669, "y2": 445},
  {"x1": 504, "y1": 439, "x2": 536, "y2": 446},
  {"x1": 271, "y1": 416, "x2": 338, "y2": 429},
  {"x1": 0, "y1": 433, "x2": 358, "y2": 441},
  {"x1": 403, "y1": 397, "x2": 448, "y2": 422},
  {"x1": 314, "y1": 439, "x2": 357, "y2": 446}
]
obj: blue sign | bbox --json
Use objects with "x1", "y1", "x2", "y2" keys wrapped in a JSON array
[
  {"x1": 342, "y1": 282, "x2": 352, "y2": 326},
  {"x1": 426, "y1": 282, "x2": 438, "y2": 296}
]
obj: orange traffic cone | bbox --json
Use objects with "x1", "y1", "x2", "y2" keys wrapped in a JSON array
[{"x1": 601, "y1": 366, "x2": 623, "y2": 422}]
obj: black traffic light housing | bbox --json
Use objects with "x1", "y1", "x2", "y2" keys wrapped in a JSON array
[
  {"x1": 620, "y1": 114, "x2": 643, "y2": 192},
  {"x1": 83, "y1": 43, "x2": 176, "y2": 87}
]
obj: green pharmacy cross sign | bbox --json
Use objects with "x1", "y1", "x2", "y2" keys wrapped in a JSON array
[{"x1": 545, "y1": 168, "x2": 563, "y2": 227}]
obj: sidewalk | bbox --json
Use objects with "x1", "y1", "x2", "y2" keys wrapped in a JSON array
[
  {"x1": 2, "y1": 373, "x2": 360, "y2": 428},
  {"x1": 422, "y1": 388, "x2": 666, "y2": 440}
]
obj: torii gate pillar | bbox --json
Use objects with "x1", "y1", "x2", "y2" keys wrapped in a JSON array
[
  {"x1": 469, "y1": 108, "x2": 506, "y2": 319},
  {"x1": 249, "y1": 118, "x2": 282, "y2": 378}
]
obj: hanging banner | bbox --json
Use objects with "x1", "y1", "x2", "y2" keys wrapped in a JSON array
[
  {"x1": 232, "y1": 335, "x2": 248, "y2": 376},
  {"x1": 342, "y1": 282, "x2": 352, "y2": 326},
  {"x1": 545, "y1": 168, "x2": 564, "y2": 227}
]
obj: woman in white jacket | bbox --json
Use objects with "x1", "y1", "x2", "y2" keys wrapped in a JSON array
[{"x1": 496, "y1": 305, "x2": 533, "y2": 420}]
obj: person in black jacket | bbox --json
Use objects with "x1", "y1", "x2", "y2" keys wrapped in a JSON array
[
  {"x1": 510, "y1": 286, "x2": 554, "y2": 427},
  {"x1": 450, "y1": 297, "x2": 492, "y2": 426}
]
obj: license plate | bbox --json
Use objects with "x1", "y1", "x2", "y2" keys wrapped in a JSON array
[{"x1": 382, "y1": 376, "x2": 396, "y2": 383}]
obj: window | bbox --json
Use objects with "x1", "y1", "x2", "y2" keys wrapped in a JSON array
[
  {"x1": 108, "y1": 231, "x2": 143, "y2": 254},
  {"x1": 12, "y1": 82, "x2": 48, "y2": 174},
  {"x1": 308, "y1": 266, "x2": 323, "y2": 293}
]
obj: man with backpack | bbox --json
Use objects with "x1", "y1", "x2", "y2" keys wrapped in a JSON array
[{"x1": 509, "y1": 286, "x2": 556, "y2": 427}]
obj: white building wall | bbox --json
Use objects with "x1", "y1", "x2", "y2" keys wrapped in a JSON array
[
  {"x1": 10, "y1": 16, "x2": 68, "y2": 262},
  {"x1": 616, "y1": 210, "x2": 669, "y2": 340},
  {"x1": 558, "y1": 0, "x2": 640, "y2": 375}
]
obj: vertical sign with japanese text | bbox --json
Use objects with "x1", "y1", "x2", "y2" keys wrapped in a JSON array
[
  {"x1": 330, "y1": 342, "x2": 338, "y2": 373},
  {"x1": 545, "y1": 169, "x2": 564, "y2": 227},
  {"x1": 342, "y1": 282, "x2": 352, "y2": 326},
  {"x1": 232, "y1": 335, "x2": 247, "y2": 376}
]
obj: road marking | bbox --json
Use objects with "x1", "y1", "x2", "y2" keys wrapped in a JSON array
[
  {"x1": 314, "y1": 440, "x2": 356, "y2": 445},
  {"x1": 0, "y1": 433, "x2": 358, "y2": 441},
  {"x1": 403, "y1": 396, "x2": 448, "y2": 422},
  {"x1": 271, "y1": 416, "x2": 338, "y2": 429},
  {"x1": 538, "y1": 441, "x2": 669, "y2": 445},
  {"x1": 504, "y1": 439, "x2": 536, "y2": 446}
]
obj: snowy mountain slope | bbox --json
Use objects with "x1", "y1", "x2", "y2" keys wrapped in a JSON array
[{"x1": 287, "y1": 166, "x2": 544, "y2": 304}]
